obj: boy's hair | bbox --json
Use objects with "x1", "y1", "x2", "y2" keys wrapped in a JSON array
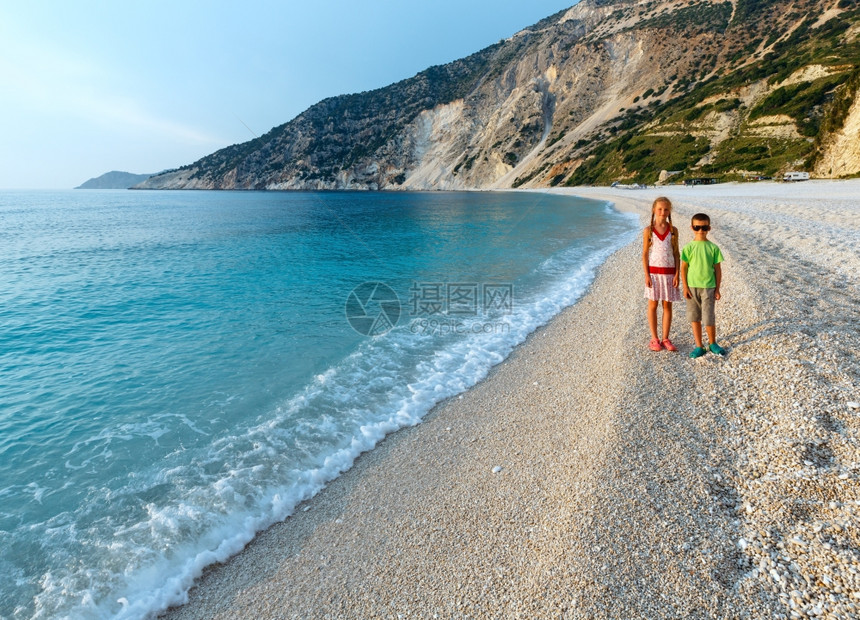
[{"x1": 691, "y1": 213, "x2": 711, "y2": 224}]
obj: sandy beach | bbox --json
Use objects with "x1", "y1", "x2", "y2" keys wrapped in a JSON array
[{"x1": 162, "y1": 181, "x2": 860, "y2": 619}]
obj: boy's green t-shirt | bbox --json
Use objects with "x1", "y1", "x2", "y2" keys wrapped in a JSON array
[{"x1": 681, "y1": 240, "x2": 724, "y2": 288}]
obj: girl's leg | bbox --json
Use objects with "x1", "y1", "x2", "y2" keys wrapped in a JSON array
[
  {"x1": 661, "y1": 300, "x2": 673, "y2": 340},
  {"x1": 647, "y1": 300, "x2": 659, "y2": 340}
]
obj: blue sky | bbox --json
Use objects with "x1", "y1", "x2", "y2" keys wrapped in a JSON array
[{"x1": 0, "y1": 1, "x2": 576, "y2": 189}]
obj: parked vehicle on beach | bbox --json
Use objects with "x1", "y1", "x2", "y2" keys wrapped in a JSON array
[{"x1": 783, "y1": 171, "x2": 810, "y2": 181}]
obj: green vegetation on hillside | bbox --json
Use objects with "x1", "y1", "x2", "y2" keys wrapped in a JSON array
[
  {"x1": 635, "y1": 1, "x2": 733, "y2": 33},
  {"x1": 749, "y1": 73, "x2": 851, "y2": 136},
  {"x1": 567, "y1": 133, "x2": 712, "y2": 185},
  {"x1": 561, "y1": 3, "x2": 860, "y2": 186},
  {"x1": 701, "y1": 137, "x2": 814, "y2": 176}
]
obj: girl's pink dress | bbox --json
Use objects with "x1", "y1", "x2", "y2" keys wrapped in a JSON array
[{"x1": 644, "y1": 226, "x2": 682, "y2": 302}]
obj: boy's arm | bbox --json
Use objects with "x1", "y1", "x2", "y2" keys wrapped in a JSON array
[
  {"x1": 681, "y1": 261, "x2": 692, "y2": 298},
  {"x1": 714, "y1": 263, "x2": 722, "y2": 300}
]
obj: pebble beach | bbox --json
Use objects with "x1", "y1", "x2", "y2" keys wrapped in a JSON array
[{"x1": 162, "y1": 181, "x2": 860, "y2": 620}]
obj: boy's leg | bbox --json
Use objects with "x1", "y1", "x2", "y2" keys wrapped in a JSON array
[
  {"x1": 661, "y1": 300, "x2": 673, "y2": 341},
  {"x1": 701, "y1": 289, "x2": 719, "y2": 347},
  {"x1": 686, "y1": 288, "x2": 704, "y2": 348},
  {"x1": 706, "y1": 326, "x2": 726, "y2": 354},
  {"x1": 691, "y1": 321, "x2": 704, "y2": 348},
  {"x1": 702, "y1": 292, "x2": 726, "y2": 354},
  {"x1": 647, "y1": 299, "x2": 659, "y2": 340}
]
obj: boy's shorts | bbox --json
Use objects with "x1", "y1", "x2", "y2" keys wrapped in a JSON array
[{"x1": 686, "y1": 287, "x2": 716, "y2": 326}]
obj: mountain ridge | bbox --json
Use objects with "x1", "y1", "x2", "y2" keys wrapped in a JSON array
[{"x1": 137, "y1": 0, "x2": 860, "y2": 190}]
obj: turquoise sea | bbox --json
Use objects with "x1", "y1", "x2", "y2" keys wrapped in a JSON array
[{"x1": 0, "y1": 190, "x2": 637, "y2": 619}]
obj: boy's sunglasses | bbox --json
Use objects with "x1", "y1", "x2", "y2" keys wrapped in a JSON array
[{"x1": 692, "y1": 224, "x2": 711, "y2": 231}]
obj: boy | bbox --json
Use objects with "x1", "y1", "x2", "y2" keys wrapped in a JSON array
[{"x1": 680, "y1": 213, "x2": 727, "y2": 358}]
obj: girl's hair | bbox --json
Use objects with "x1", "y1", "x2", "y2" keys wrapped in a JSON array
[{"x1": 650, "y1": 197, "x2": 673, "y2": 239}]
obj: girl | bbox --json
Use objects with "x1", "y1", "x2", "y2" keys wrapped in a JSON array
[{"x1": 642, "y1": 196, "x2": 682, "y2": 351}]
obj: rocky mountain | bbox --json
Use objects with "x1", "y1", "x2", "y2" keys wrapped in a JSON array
[
  {"x1": 77, "y1": 171, "x2": 154, "y2": 189},
  {"x1": 137, "y1": 0, "x2": 860, "y2": 191}
]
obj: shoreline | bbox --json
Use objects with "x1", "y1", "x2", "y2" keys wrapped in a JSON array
[{"x1": 162, "y1": 182, "x2": 860, "y2": 619}]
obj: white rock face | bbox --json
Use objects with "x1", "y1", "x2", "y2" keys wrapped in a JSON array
[
  {"x1": 815, "y1": 93, "x2": 860, "y2": 178},
  {"x1": 401, "y1": 101, "x2": 470, "y2": 190}
]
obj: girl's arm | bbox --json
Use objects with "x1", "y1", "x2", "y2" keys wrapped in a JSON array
[
  {"x1": 642, "y1": 227, "x2": 652, "y2": 287},
  {"x1": 671, "y1": 226, "x2": 681, "y2": 287}
]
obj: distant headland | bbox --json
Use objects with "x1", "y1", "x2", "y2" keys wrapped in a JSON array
[{"x1": 75, "y1": 171, "x2": 154, "y2": 189}]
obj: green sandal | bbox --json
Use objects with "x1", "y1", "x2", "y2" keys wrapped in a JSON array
[
  {"x1": 689, "y1": 346, "x2": 707, "y2": 359},
  {"x1": 709, "y1": 342, "x2": 727, "y2": 356}
]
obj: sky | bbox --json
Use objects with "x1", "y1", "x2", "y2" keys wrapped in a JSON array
[{"x1": 0, "y1": 0, "x2": 577, "y2": 189}]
